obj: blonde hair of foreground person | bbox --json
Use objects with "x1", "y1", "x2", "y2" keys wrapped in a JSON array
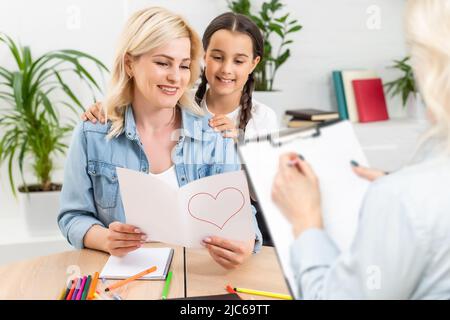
[
  {"x1": 104, "y1": 7, "x2": 203, "y2": 139},
  {"x1": 406, "y1": 0, "x2": 450, "y2": 152}
]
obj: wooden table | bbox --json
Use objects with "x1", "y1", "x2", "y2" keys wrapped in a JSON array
[
  {"x1": 0, "y1": 243, "x2": 290, "y2": 300},
  {"x1": 0, "y1": 242, "x2": 185, "y2": 300},
  {"x1": 186, "y1": 246, "x2": 290, "y2": 300}
]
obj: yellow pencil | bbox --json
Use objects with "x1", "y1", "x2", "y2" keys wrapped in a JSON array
[
  {"x1": 58, "y1": 287, "x2": 66, "y2": 300},
  {"x1": 234, "y1": 287, "x2": 293, "y2": 300}
]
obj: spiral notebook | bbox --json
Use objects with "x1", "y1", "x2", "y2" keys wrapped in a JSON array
[{"x1": 100, "y1": 247, "x2": 174, "y2": 280}]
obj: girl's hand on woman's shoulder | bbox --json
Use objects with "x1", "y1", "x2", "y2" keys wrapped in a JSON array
[
  {"x1": 81, "y1": 101, "x2": 105, "y2": 124},
  {"x1": 208, "y1": 114, "x2": 238, "y2": 138}
]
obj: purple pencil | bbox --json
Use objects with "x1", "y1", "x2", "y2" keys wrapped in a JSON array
[
  {"x1": 71, "y1": 278, "x2": 82, "y2": 300},
  {"x1": 76, "y1": 276, "x2": 87, "y2": 300}
]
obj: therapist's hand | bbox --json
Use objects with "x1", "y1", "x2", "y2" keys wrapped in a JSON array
[
  {"x1": 81, "y1": 101, "x2": 105, "y2": 124},
  {"x1": 202, "y1": 236, "x2": 253, "y2": 270},
  {"x1": 351, "y1": 161, "x2": 387, "y2": 181},
  {"x1": 106, "y1": 222, "x2": 147, "y2": 257},
  {"x1": 272, "y1": 153, "x2": 323, "y2": 238}
]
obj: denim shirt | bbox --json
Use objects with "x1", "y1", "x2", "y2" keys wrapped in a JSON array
[{"x1": 58, "y1": 106, "x2": 262, "y2": 251}]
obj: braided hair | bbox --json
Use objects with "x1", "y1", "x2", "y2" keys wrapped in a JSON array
[{"x1": 195, "y1": 12, "x2": 264, "y2": 133}]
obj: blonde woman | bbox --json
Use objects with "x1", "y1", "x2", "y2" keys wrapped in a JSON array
[
  {"x1": 271, "y1": 0, "x2": 450, "y2": 299},
  {"x1": 58, "y1": 7, "x2": 262, "y2": 269}
]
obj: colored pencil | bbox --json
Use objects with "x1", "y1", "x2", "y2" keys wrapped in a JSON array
[
  {"x1": 58, "y1": 287, "x2": 67, "y2": 300},
  {"x1": 60, "y1": 279, "x2": 73, "y2": 300},
  {"x1": 81, "y1": 275, "x2": 92, "y2": 300},
  {"x1": 104, "y1": 266, "x2": 157, "y2": 292},
  {"x1": 161, "y1": 271, "x2": 173, "y2": 300},
  {"x1": 76, "y1": 276, "x2": 87, "y2": 300},
  {"x1": 66, "y1": 278, "x2": 77, "y2": 300},
  {"x1": 226, "y1": 284, "x2": 237, "y2": 294},
  {"x1": 71, "y1": 278, "x2": 82, "y2": 300},
  {"x1": 87, "y1": 272, "x2": 99, "y2": 300},
  {"x1": 233, "y1": 287, "x2": 293, "y2": 300}
]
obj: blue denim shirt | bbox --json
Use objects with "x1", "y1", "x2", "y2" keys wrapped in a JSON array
[{"x1": 58, "y1": 106, "x2": 262, "y2": 251}]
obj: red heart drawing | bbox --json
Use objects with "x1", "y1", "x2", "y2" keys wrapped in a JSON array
[{"x1": 187, "y1": 187, "x2": 245, "y2": 229}]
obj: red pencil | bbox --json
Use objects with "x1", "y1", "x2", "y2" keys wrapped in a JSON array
[{"x1": 66, "y1": 278, "x2": 77, "y2": 300}]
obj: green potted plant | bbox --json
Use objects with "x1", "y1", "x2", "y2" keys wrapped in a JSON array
[
  {"x1": 227, "y1": 0, "x2": 302, "y2": 91},
  {"x1": 227, "y1": 0, "x2": 302, "y2": 123},
  {"x1": 384, "y1": 56, "x2": 425, "y2": 119},
  {"x1": 0, "y1": 33, "x2": 107, "y2": 235}
]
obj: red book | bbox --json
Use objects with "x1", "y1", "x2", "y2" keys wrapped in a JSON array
[{"x1": 352, "y1": 78, "x2": 389, "y2": 123}]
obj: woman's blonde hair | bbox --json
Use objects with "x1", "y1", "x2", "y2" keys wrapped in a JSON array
[
  {"x1": 406, "y1": 0, "x2": 450, "y2": 153},
  {"x1": 104, "y1": 7, "x2": 203, "y2": 138}
]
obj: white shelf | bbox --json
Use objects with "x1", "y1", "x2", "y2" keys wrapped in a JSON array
[
  {"x1": 0, "y1": 215, "x2": 65, "y2": 245},
  {"x1": 0, "y1": 215, "x2": 73, "y2": 266}
]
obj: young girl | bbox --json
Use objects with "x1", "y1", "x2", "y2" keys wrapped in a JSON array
[
  {"x1": 195, "y1": 12, "x2": 278, "y2": 140},
  {"x1": 59, "y1": 7, "x2": 262, "y2": 270},
  {"x1": 81, "y1": 12, "x2": 278, "y2": 140}
]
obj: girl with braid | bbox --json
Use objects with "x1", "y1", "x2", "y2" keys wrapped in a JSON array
[
  {"x1": 194, "y1": 12, "x2": 278, "y2": 141},
  {"x1": 82, "y1": 12, "x2": 278, "y2": 141}
]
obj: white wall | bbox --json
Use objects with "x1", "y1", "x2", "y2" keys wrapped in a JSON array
[{"x1": 0, "y1": 0, "x2": 407, "y2": 217}]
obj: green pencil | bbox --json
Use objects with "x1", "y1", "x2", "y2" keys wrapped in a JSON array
[
  {"x1": 81, "y1": 275, "x2": 92, "y2": 300},
  {"x1": 161, "y1": 271, "x2": 173, "y2": 300}
]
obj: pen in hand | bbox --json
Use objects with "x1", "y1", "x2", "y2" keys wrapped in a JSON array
[{"x1": 287, "y1": 154, "x2": 305, "y2": 168}]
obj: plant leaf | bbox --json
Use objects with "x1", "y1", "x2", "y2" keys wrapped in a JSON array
[
  {"x1": 275, "y1": 49, "x2": 290, "y2": 68},
  {"x1": 287, "y1": 25, "x2": 302, "y2": 34},
  {"x1": 12, "y1": 72, "x2": 23, "y2": 110},
  {"x1": 60, "y1": 49, "x2": 108, "y2": 71},
  {"x1": 53, "y1": 70, "x2": 83, "y2": 110},
  {"x1": 39, "y1": 91, "x2": 58, "y2": 123}
]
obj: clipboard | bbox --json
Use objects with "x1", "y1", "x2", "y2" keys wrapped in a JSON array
[{"x1": 238, "y1": 120, "x2": 370, "y2": 299}]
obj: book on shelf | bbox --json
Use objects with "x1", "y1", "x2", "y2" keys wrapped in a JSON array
[
  {"x1": 332, "y1": 71, "x2": 349, "y2": 120},
  {"x1": 352, "y1": 78, "x2": 389, "y2": 123},
  {"x1": 287, "y1": 119, "x2": 320, "y2": 128},
  {"x1": 285, "y1": 108, "x2": 339, "y2": 121},
  {"x1": 341, "y1": 70, "x2": 378, "y2": 122}
]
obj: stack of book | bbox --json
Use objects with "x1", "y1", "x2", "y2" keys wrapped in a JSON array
[
  {"x1": 332, "y1": 70, "x2": 389, "y2": 123},
  {"x1": 285, "y1": 109, "x2": 339, "y2": 128}
]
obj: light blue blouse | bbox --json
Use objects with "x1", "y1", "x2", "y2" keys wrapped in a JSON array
[{"x1": 291, "y1": 149, "x2": 450, "y2": 299}]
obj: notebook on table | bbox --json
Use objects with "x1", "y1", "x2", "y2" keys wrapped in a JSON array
[{"x1": 100, "y1": 247, "x2": 174, "y2": 280}]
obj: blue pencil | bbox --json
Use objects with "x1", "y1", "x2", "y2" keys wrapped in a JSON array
[{"x1": 71, "y1": 277, "x2": 82, "y2": 300}]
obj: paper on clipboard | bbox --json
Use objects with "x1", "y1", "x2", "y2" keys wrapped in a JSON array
[{"x1": 238, "y1": 120, "x2": 370, "y2": 299}]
